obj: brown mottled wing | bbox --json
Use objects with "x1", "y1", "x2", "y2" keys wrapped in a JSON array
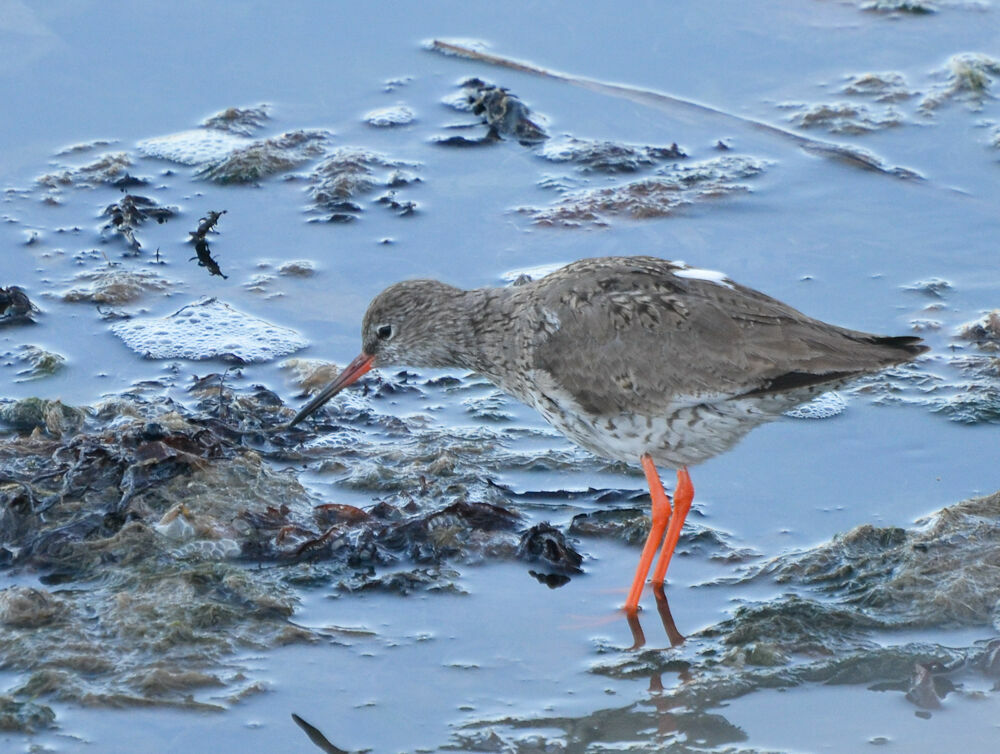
[{"x1": 521, "y1": 257, "x2": 919, "y2": 417}]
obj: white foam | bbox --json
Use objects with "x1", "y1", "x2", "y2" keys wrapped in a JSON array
[{"x1": 111, "y1": 297, "x2": 308, "y2": 363}]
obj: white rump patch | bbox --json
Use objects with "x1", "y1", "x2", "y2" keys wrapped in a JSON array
[{"x1": 672, "y1": 262, "x2": 734, "y2": 289}]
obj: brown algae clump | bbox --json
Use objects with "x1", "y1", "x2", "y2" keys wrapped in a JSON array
[
  {"x1": 785, "y1": 102, "x2": 904, "y2": 134},
  {"x1": 465, "y1": 490, "x2": 1000, "y2": 750},
  {"x1": 842, "y1": 72, "x2": 916, "y2": 102},
  {"x1": 35, "y1": 152, "x2": 132, "y2": 191},
  {"x1": 196, "y1": 130, "x2": 329, "y2": 183},
  {"x1": 538, "y1": 136, "x2": 686, "y2": 173},
  {"x1": 922, "y1": 52, "x2": 1000, "y2": 111},
  {"x1": 201, "y1": 104, "x2": 271, "y2": 136},
  {"x1": 305, "y1": 148, "x2": 421, "y2": 222},
  {"x1": 763, "y1": 491, "x2": 1000, "y2": 627},
  {"x1": 522, "y1": 155, "x2": 764, "y2": 227},
  {"x1": 62, "y1": 266, "x2": 174, "y2": 305},
  {"x1": 8, "y1": 345, "x2": 66, "y2": 382}
]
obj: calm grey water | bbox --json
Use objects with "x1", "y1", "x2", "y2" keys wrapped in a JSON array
[{"x1": 2, "y1": 1, "x2": 999, "y2": 752}]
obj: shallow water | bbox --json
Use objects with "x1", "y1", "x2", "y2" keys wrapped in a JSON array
[{"x1": 2, "y1": 1, "x2": 999, "y2": 752}]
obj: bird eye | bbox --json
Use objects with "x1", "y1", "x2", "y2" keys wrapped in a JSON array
[{"x1": 376, "y1": 324, "x2": 393, "y2": 341}]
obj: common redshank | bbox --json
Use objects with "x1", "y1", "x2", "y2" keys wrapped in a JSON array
[{"x1": 290, "y1": 256, "x2": 926, "y2": 613}]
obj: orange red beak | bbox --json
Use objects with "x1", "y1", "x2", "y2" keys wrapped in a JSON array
[{"x1": 289, "y1": 352, "x2": 374, "y2": 427}]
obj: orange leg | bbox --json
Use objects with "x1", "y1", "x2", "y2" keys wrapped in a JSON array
[
  {"x1": 652, "y1": 467, "x2": 693, "y2": 585},
  {"x1": 624, "y1": 454, "x2": 672, "y2": 614}
]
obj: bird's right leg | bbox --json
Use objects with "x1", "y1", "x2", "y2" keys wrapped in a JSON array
[{"x1": 624, "y1": 453, "x2": 672, "y2": 614}]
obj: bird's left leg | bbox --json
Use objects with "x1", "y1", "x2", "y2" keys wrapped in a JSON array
[
  {"x1": 624, "y1": 453, "x2": 673, "y2": 613},
  {"x1": 651, "y1": 467, "x2": 693, "y2": 585}
]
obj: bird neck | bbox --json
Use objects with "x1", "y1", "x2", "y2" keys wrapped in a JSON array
[{"x1": 443, "y1": 287, "x2": 516, "y2": 378}]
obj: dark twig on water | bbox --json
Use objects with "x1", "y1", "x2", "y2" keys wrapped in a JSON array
[
  {"x1": 291, "y1": 713, "x2": 352, "y2": 754},
  {"x1": 102, "y1": 194, "x2": 177, "y2": 253},
  {"x1": 187, "y1": 210, "x2": 228, "y2": 279}
]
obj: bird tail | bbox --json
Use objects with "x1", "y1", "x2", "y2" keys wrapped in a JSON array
[{"x1": 864, "y1": 335, "x2": 929, "y2": 357}]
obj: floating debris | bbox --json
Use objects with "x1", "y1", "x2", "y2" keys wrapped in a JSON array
[
  {"x1": 110, "y1": 297, "x2": 308, "y2": 363},
  {"x1": 842, "y1": 72, "x2": 916, "y2": 102},
  {"x1": 538, "y1": 136, "x2": 686, "y2": 173},
  {"x1": 922, "y1": 52, "x2": 1000, "y2": 111},
  {"x1": 784, "y1": 102, "x2": 904, "y2": 134},
  {"x1": 305, "y1": 148, "x2": 420, "y2": 222},
  {"x1": 201, "y1": 104, "x2": 270, "y2": 136},
  {"x1": 101, "y1": 194, "x2": 177, "y2": 252},
  {"x1": 521, "y1": 155, "x2": 765, "y2": 227},
  {"x1": 0, "y1": 286, "x2": 36, "y2": 323},
  {"x1": 187, "y1": 210, "x2": 228, "y2": 279},
  {"x1": 363, "y1": 105, "x2": 415, "y2": 127},
  {"x1": 62, "y1": 266, "x2": 173, "y2": 305},
  {"x1": 35, "y1": 152, "x2": 132, "y2": 191},
  {"x1": 437, "y1": 78, "x2": 547, "y2": 146}
]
